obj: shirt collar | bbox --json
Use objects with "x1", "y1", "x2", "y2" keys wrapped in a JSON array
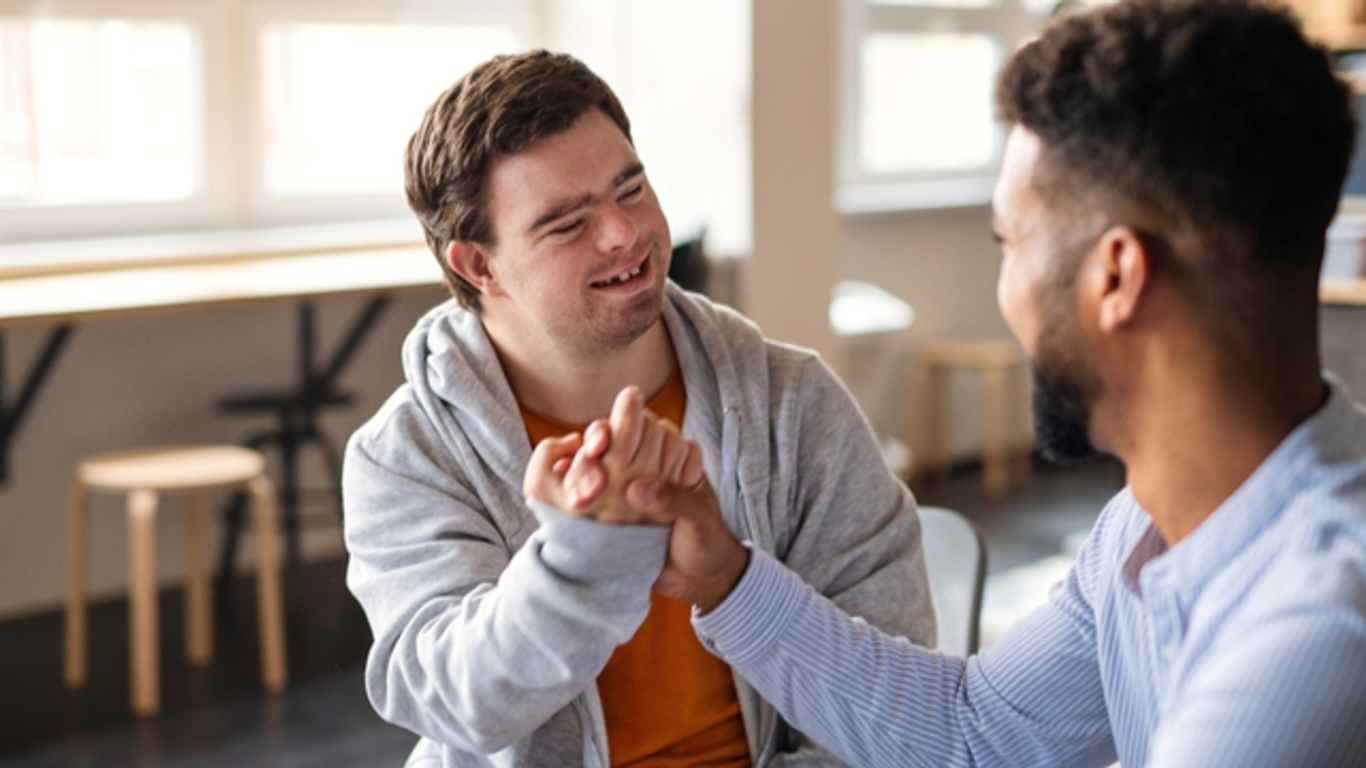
[{"x1": 1131, "y1": 377, "x2": 1356, "y2": 597}]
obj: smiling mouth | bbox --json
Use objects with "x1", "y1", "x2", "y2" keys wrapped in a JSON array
[{"x1": 591, "y1": 262, "x2": 646, "y2": 288}]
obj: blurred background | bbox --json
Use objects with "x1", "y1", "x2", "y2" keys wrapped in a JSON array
[{"x1": 2, "y1": 0, "x2": 1365, "y2": 764}]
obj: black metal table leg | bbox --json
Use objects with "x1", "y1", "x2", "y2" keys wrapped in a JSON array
[
  {"x1": 0, "y1": 325, "x2": 74, "y2": 485},
  {"x1": 216, "y1": 295, "x2": 391, "y2": 584}
]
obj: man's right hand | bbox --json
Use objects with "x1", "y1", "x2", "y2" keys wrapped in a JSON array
[
  {"x1": 626, "y1": 473, "x2": 750, "y2": 613},
  {"x1": 572, "y1": 388, "x2": 749, "y2": 611}
]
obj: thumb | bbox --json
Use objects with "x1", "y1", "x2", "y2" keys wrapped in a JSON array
[
  {"x1": 524, "y1": 433, "x2": 583, "y2": 497},
  {"x1": 625, "y1": 476, "x2": 665, "y2": 511}
]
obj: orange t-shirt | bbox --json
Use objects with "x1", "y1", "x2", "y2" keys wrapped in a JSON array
[{"x1": 521, "y1": 372, "x2": 751, "y2": 768}]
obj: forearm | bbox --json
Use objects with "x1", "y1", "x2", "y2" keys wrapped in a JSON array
[
  {"x1": 696, "y1": 549, "x2": 971, "y2": 768},
  {"x1": 348, "y1": 448, "x2": 668, "y2": 752},
  {"x1": 697, "y1": 550, "x2": 1117, "y2": 768}
]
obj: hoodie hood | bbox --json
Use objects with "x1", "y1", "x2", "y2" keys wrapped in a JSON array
[{"x1": 397, "y1": 283, "x2": 779, "y2": 548}]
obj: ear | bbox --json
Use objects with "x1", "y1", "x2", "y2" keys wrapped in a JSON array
[
  {"x1": 1086, "y1": 226, "x2": 1149, "y2": 334},
  {"x1": 444, "y1": 241, "x2": 503, "y2": 299}
]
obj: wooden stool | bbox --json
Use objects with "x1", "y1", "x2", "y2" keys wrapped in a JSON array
[
  {"x1": 64, "y1": 446, "x2": 288, "y2": 717},
  {"x1": 910, "y1": 340, "x2": 1028, "y2": 497}
]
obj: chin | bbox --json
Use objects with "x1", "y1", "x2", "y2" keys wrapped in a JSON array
[
  {"x1": 1030, "y1": 360, "x2": 1101, "y2": 464},
  {"x1": 593, "y1": 296, "x2": 663, "y2": 350}
]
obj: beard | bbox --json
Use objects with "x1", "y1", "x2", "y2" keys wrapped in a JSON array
[{"x1": 1029, "y1": 328, "x2": 1103, "y2": 464}]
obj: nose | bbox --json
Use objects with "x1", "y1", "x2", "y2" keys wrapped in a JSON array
[{"x1": 595, "y1": 202, "x2": 640, "y2": 253}]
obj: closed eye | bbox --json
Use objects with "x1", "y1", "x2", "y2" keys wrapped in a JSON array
[
  {"x1": 550, "y1": 219, "x2": 584, "y2": 236},
  {"x1": 619, "y1": 183, "x2": 644, "y2": 204}
]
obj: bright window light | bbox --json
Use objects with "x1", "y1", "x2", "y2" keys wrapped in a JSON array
[
  {"x1": 870, "y1": 0, "x2": 998, "y2": 8},
  {"x1": 552, "y1": 0, "x2": 752, "y2": 257},
  {"x1": 260, "y1": 22, "x2": 516, "y2": 199},
  {"x1": 0, "y1": 18, "x2": 200, "y2": 207},
  {"x1": 858, "y1": 31, "x2": 998, "y2": 173}
]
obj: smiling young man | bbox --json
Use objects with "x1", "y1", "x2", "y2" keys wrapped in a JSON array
[
  {"x1": 341, "y1": 51, "x2": 933, "y2": 768},
  {"x1": 538, "y1": 2, "x2": 1366, "y2": 767}
]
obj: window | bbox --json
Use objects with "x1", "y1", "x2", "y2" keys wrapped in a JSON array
[
  {"x1": 837, "y1": 0, "x2": 1047, "y2": 213},
  {"x1": 0, "y1": 0, "x2": 530, "y2": 242},
  {"x1": 548, "y1": 0, "x2": 752, "y2": 258},
  {"x1": 259, "y1": 22, "x2": 515, "y2": 199},
  {"x1": 0, "y1": 17, "x2": 199, "y2": 207},
  {"x1": 0, "y1": 0, "x2": 752, "y2": 262}
]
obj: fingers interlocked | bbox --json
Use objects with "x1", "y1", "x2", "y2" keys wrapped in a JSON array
[{"x1": 524, "y1": 385, "x2": 704, "y2": 525}]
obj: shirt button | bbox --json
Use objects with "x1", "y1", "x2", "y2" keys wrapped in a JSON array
[{"x1": 1161, "y1": 644, "x2": 1177, "y2": 661}]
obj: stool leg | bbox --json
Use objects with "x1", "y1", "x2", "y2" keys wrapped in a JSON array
[
  {"x1": 1010, "y1": 361, "x2": 1033, "y2": 486},
  {"x1": 185, "y1": 490, "x2": 213, "y2": 665},
  {"x1": 128, "y1": 488, "x2": 161, "y2": 717},
  {"x1": 64, "y1": 483, "x2": 90, "y2": 689},
  {"x1": 927, "y1": 365, "x2": 951, "y2": 482},
  {"x1": 908, "y1": 360, "x2": 931, "y2": 487},
  {"x1": 248, "y1": 475, "x2": 288, "y2": 693},
  {"x1": 1013, "y1": 446, "x2": 1034, "y2": 486},
  {"x1": 982, "y1": 363, "x2": 1010, "y2": 498},
  {"x1": 280, "y1": 427, "x2": 303, "y2": 566}
]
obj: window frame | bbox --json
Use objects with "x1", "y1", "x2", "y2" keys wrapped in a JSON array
[
  {"x1": 0, "y1": 0, "x2": 531, "y2": 242},
  {"x1": 836, "y1": 0, "x2": 1042, "y2": 214}
]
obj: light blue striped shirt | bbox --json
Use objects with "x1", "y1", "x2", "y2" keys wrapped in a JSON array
[{"x1": 695, "y1": 380, "x2": 1366, "y2": 767}]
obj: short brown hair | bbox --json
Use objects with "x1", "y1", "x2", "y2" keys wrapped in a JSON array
[{"x1": 405, "y1": 50, "x2": 632, "y2": 310}]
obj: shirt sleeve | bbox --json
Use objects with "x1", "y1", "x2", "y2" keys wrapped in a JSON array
[
  {"x1": 762, "y1": 356, "x2": 937, "y2": 765},
  {"x1": 695, "y1": 546, "x2": 1115, "y2": 768}
]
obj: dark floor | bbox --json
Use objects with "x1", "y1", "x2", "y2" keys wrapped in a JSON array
[
  {"x1": 0, "y1": 455, "x2": 1125, "y2": 767},
  {"x1": 0, "y1": 560, "x2": 416, "y2": 767}
]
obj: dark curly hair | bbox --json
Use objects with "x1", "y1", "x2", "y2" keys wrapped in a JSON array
[
  {"x1": 405, "y1": 51, "x2": 632, "y2": 311},
  {"x1": 996, "y1": 0, "x2": 1355, "y2": 337}
]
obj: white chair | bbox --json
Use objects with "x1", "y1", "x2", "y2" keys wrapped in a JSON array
[{"x1": 919, "y1": 506, "x2": 988, "y2": 656}]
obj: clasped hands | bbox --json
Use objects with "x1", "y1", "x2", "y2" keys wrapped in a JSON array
[{"x1": 523, "y1": 386, "x2": 749, "y2": 612}]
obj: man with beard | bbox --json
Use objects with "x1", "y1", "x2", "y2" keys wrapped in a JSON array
[
  {"x1": 341, "y1": 50, "x2": 933, "y2": 768},
  {"x1": 529, "y1": 1, "x2": 1366, "y2": 766}
]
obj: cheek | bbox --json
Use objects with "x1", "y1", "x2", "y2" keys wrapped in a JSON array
[
  {"x1": 640, "y1": 189, "x2": 670, "y2": 243},
  {"x1": 997, "y1": 256, "x2": 1039, "y2": 354},
  {"x1": 996, "y1": 257, "x2": 1024, "y2": 333}
]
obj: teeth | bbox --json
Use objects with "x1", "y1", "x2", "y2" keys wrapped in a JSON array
[{"x1": 597, "y1": 265, "x2": 643, "y2": 286}]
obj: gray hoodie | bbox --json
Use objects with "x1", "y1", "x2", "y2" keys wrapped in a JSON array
[{"x1": 343, "y1": 283, "x2": 934, "y2": 767}]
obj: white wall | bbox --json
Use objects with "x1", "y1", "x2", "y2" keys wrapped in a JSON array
[
  {"x1": 0, "y1": 290, "x2": 445, "y2": 618},
  {"x1": 746, "y1": 0, "x2": 842, "y2": 365},
  {"x1": 841, "y1": 207, "x2": 1033, "y2": 460},
  {"x1": 744, "y1": 0, "x2": 1030, "y2": 463}
]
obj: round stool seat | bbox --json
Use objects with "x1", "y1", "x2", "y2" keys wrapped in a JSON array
[
  {"x1": 919, "y1": 339, "x2": 1023, "y2": 367},
  {"x1": 78, "y1": 446, "x2": 266, "y2": 492}
]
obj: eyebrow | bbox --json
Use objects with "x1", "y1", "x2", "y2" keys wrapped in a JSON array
[{"x1": 526, "y1": 162, "x2": 647, "y2": 235}]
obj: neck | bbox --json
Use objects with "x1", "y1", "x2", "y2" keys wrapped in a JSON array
[
  {"x1": 486, "y1": 320, "x2": 677, "y2": 425},
  {"x1": 1109, "y1": 343, "x2": 1324, "y2": 546}
]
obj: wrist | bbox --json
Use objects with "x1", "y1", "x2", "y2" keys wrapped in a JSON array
[{"x1": 696, "y1": 544, "x2": 751, "y2": 614}]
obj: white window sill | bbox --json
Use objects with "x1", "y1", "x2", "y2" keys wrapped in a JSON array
[
  {"x1": 834, "y1": 175, "x2": 998, "y2": 215},
  {"x1": 0, "y1": 218, "x2": 426, "y2": 280}
]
